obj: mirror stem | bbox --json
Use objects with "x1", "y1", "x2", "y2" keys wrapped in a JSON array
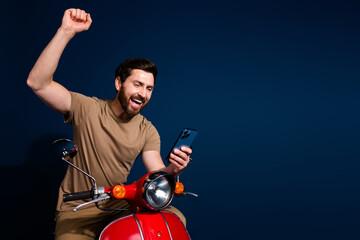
[{"x1": 62, "y1": 157, "x2": 98, "y2": 190}]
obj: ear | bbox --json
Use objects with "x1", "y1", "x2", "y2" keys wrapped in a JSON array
[{"x1": 115, "y1": 76, "x2": 122, "y2": 91}]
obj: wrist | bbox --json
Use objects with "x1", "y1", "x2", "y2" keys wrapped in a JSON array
[
  {"x1": 57, "y1": 26, "x2": 76, "y2": 39},
  {"x1": 164, "y1": 164, "x2": 178, "y2": 176}
]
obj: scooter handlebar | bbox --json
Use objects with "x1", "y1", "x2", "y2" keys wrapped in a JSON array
[{"x1": 63, "y1": 191, "x2": 93, "y2": 202}]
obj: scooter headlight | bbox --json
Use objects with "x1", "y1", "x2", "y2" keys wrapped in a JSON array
[{"x1": 143, "y1": 172, "x2": 175, "y2": 209}]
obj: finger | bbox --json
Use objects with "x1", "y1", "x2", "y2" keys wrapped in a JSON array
[
  {"x1": 80, "y1": 10, "x2": 86, "y2": 22},
  {"x1": 83, "y1": 14, "x2": 92, "y2": 30},
  {"x1": 70, "y1": 9, "x2": 78, "y2": 20},
  {"x1": 75, "y1": 9, "x2": 82, "y2": 21},
  {"x1": 70, "y1": 9, "x2": 76, "y2": 19},
  {"x1": 180, "y1": 146, "x2": 192, "y2": 155},
  {"x1": 86, "y1": 13, "x2": 92, "y2": 23},
  {"x1": 170, "y1": 153, "x2": 188, "y2": 166},
  {"x1": 67, "y1": 8, "x2": 75, "y2": 18},
  {"x1": 169, "y1": 158, "x2": 183, "y2": 170},
  {"x1": 170, "y1": 153, "x2": 183, "y2": 163},
  {"x1": 174, "y1": 148, "x2": 189, "y2": 160}
]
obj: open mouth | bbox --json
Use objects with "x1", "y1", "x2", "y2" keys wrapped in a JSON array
[{"x1": 130, "y1": 98, "x2": 144, "y2": 109}]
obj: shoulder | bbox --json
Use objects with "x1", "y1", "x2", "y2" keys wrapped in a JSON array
[
  {"x1": 70, "y1": 91, "x2": 101, "y2": 104},
  {"x1": 66, "y1": 91, "x2": 106, "y2": 124},
  {"x1": 138, "y1": 114, "x2": 156, "y2": 128},
  {"x1": 138, "y1": 115, "x2": 161, "y2": 152},
  {"x1": 70, "y1": 91, "x2": 109, "y2": 110},
  {"x1": 137, "y1": 115, "x2": 159, "y2": 135}
]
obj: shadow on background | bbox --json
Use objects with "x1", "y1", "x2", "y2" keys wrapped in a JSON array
[{"x1": 1, "y1": 134, "x2": 67, "y2": 239}]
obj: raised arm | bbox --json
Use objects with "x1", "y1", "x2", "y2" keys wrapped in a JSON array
[{"x1": 27, "y1": 8, "x2": 92, "y2": 114}]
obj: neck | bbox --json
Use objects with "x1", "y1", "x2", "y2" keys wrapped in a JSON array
[{"x1": 110, "y1": 98, "x2": 133, "y2": 121}]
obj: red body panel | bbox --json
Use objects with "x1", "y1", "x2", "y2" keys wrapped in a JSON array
[
  {"x1": 99, "y1": 211, "x2": 190, "y2": 240},
  {"x1": 135, "y1": 212, "x2": 172, "y2": 239},
  {"x1": 99, "y1": 215, "x2": 142, "y2": 240},
  {"x1": 160, "y1": 211, "x2": 190, "y2": 240},
  {"x1": 105, "y1": 173, "x2": 153, "y2": 212}
]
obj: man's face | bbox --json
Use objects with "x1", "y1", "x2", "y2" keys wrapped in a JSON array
[{"x1": 116, "y1": 69, "x2": 154, "y2": 118}]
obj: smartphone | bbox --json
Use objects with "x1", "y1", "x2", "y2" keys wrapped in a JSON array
[{"x1": 166, "y1": 128, "x2": 198, "y2": 163}]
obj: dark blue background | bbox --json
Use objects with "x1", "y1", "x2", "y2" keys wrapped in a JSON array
[{"x1": 1, "y1": 0, "x2": 360, "y2": 239}]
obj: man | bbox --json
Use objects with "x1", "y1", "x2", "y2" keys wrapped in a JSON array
[{"x1": 27, "y1": 8, "x2": 192, "y2": 240}]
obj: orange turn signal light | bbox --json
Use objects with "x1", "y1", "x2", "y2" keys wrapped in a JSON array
[
  {"x1": 113, "y1": 185, "x2": 126, "y2": 199},
  {"x1": 175, "y1": 182, "x2": 184, "y2": 195}
]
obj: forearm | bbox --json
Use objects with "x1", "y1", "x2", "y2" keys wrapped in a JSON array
[
  {"x1": 143, "y1": 148, "x2": 192, "y2": 176},
  {"x1": 142, "y1": 151, "x2": 179, "y2": 176},
  {"x1": 27, "y1": 27, "x2": 75, "y2": 91}
]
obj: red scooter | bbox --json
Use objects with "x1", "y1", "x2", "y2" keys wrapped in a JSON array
[{"x1": 52, "y1": 139, "x2": 197, "y2": 240}]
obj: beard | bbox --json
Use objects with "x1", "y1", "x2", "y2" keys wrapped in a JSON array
[{"x1": 118, "y1": 86, "x2": 147, "y2": 118}]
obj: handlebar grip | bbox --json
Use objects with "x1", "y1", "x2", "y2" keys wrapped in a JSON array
[{"x1": 63, "y1": 191, "x2": 93, "y2": 202}]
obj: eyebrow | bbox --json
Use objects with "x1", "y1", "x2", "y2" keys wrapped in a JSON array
[{"x1": 134, "y1": 80, "x2": 153, "y2": 88}]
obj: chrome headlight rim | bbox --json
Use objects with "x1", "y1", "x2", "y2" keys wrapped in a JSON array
[{"x1": 142, "y1": 171, "x2": 175, "y2": 210}]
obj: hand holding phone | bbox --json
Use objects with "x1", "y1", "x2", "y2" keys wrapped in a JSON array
[{"x1": 166, "y1": 128, "x2": 198, "y2": 163}]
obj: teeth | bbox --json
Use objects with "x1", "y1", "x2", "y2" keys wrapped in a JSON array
[{"x1": 132, "y1": 99, "x2": 142, "y2": 104}]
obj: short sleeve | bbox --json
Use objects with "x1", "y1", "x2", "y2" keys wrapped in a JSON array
[
  {"x1": 64, "y1": 92, "x2": 99, "y2": 125},
  {"x1": 142, "y1": 123, "x2": 161, "y2": 153}
]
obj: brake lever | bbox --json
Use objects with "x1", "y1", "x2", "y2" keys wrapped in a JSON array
[
  {"x1": 178, "y1": 191, "x2": 199, "y2": 198},
  {"x1": 73, "y1": 193, "x2": 111, "y2": 212}
]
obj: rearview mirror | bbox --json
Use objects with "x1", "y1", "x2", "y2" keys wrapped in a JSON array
[{"x1": 52, "y1": 138, "x2": 78, "y2": 160}]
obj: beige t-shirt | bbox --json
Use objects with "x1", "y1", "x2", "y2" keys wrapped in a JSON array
[{"x1": 56, "y1": 92, "x2": 160, "y2": 211}]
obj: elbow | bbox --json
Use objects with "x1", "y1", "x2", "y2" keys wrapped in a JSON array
[
  {"x1": 26, "y1": 74, "x2": 45, "y2": 91},
  {"x1": 26, "y1": 73, "x2": 37, "y2": 90},
  {"x1": 26, "y1": 77, "x2": 34, "y2": 90}
]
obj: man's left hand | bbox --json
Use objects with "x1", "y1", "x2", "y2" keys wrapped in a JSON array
[{"x1": 168, "y1": 146, "x2": 192, "y2": 174}]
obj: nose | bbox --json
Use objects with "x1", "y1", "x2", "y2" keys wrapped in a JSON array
[{"x1": 138, "y1": 87, "x2": 146, "y2": 99}]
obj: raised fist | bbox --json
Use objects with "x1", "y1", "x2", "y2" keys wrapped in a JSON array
[{"x1": 60, "y1": 8, "x2": 92, "y2": 34}]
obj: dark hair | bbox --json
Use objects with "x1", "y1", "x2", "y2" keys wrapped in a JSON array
[{"x1": 115, "y1": 58, "x2": 158, "y2": 83}]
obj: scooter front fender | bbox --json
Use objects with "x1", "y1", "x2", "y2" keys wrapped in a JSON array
[{"x1": 99, "y1": 211, "x2": 190, "y2": 240}]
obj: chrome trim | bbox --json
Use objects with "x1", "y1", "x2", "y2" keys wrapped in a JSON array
[
  {"x1": 142, "y1": 172, "x2": 176, "y2": 210},
  {"x1": 132, "y1": 214, "x2": 145, "y2": 240},
  {"x1": 161, "y1": 210, "x2": 191, "y2": 239},
  {"x1": 160, "y1": 211, "x2": 173, "y2": 240}
]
